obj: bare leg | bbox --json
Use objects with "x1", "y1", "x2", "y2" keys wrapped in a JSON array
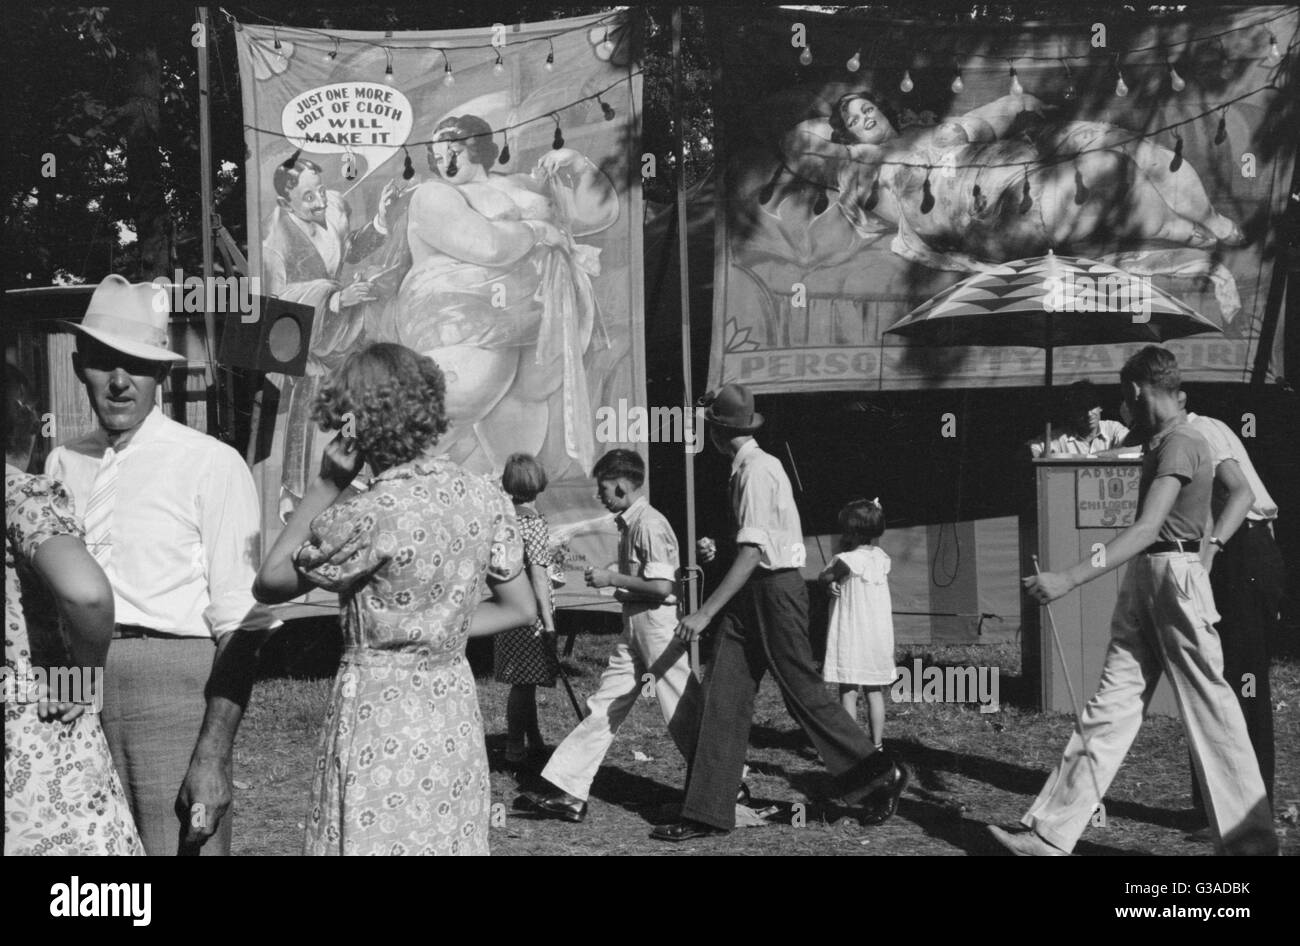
[
  {"x1": 1038, "y1": 153, "x2": 1210, "y2": 248},
  {"x1": 1039, "y1": 124, "x2": 1243, "y2": 244},
  {"x1": 865, "y1": 686, "x2": 886, "y2": 747},
  {"x1": 839, "y1": 683, "x2": 860, "y2": 721},
  {"x1": 506, "y1": 684, "x2": 535, "y2": 760}
]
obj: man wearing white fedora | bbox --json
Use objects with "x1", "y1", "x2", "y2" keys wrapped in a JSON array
[{"x1": 47, "y1": 274, "x2": 277, "y2": 855}]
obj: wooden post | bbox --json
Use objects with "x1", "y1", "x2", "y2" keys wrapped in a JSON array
[
  {"x1": 196, "y1": 7, "x2": 217, "y2": 386},
  {"x1": 673, "y1": 7, "x2": 703, "y2": 680}
]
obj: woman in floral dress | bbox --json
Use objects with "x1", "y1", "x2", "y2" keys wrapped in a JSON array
[
  {"x1": 255, "y1": 343, "x2": 535, "y2": 855},
  {"x1": 4, "y1": 370, "x2": 142, "y2": 855}
]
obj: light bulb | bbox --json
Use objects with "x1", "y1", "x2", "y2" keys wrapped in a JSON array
[
  {"x1": 900, "y1": 69, "x2": 913, "y2": 93},
  {"x1": 600, "y1": 37, "x2": 615, "y2": 57},
  {"x1": 1115, "y1": 73, "x2": 1129, "y2": 97},
  {"x1": 1266, "y1": 35, "x2": 1283, "y2": 66},
  {"x1": 443, "y1": 64, "x2": 455, "y2": 86},
  {"x1": 1169, "y1": 65, "x2": 1185, "y2": 92},
  {"x1": 545, "y1": 50, "x2": 555, "y2": 71},
  {"x1": 384, "y1": 64, "x2": 394, "y2": 84},
  {"x1": 846, "y1": 51, "x2": 861, "y2": 72},
  {"x1": 951, "y1": 72, "x2": 964, "y2": 94},
  {"x1": 799, "y1": 46, "x2": 812, "y2": 67},
  {"x1": 1009, "y1": 68, "x2": 1023, "y2": 95},
  {"x1": 494, "y1": 59, "x2": 505, "y2": 76}
]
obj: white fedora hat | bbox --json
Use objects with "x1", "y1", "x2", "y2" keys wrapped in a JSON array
[{"x1": 58, "y1": 275, "x2": 186, "y2": 363}]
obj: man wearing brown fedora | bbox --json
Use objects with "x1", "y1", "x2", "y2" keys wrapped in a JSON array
[
  {"x1": 650, "y1": 383, "x2": 908, "y2": 841},
  {"x1": 46, "y1": 275, "x2": 277, "y2": 855}
]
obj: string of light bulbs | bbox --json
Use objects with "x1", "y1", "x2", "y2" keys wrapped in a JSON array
[
  {"x1": 792, "y1": 6, "x2": 1296, "y2": 66},
  {"x1": 229, "y1": 10, "x2": 629, "y2": 89},
  {"x1": 759, "y1": 79, "x2": 1283, "y2": 218},
  {"x1": 240, "y1": 69, "x2": 641, "y2": 160},
  {"x1": 222, "y1": 7, "x2": 625, "y2": 56},
  {"x1": 833, "y1": 39, "x2": 1294, "y2": 100}
]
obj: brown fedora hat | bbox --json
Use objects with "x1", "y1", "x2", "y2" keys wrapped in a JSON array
[{"x1": 699, "y1": 383, "x2": 763, "y2": 433}]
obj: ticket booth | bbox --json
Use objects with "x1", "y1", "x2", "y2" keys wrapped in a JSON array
[{"x1": 1020, "y1": 456, "x2": 1178, "y2": 718}]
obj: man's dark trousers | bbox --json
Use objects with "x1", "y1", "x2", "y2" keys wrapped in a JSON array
[
  {"x1": 1193, "y1": 521, "x2": 1283, "y2": 811},
  {"x1": 679, "y1": 568, "x2": 887, "y2": 830}
]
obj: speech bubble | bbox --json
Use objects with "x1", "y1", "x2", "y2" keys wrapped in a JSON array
[{"x1": 281, "y1": 82, "x2": 413, "y2": 187}]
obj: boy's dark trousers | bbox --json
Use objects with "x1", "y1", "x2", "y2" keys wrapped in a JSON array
[
  {"x1": 679, "y1": 568, "x2": 889, "y2": 830},
  {"x1": 1191, "y1": 520, "x2": 1283, "y2": 813}
]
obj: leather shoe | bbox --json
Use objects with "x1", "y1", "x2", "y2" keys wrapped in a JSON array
[
  {"x1": 987, "y1": 825, "x2": 1068, "y2": 856},
  {"x1": 515, "y1": 788, "x2": 588, "y2": 823},
  {"x1": 736, "y1": 781, "x2": 751, "y2": 806},
  {"x1": 649, "y1": 820, "x2": 727, "y2": 842},
  {"x1": 858, "y1": 762, "x2": 909, "y2": 826},
  {"x1": 837, "y1": 754, "x2": 903, "y2": 807}
]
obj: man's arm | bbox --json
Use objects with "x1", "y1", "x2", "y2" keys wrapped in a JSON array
[
  {"x1": 1026, "y1": 474, "x2": 1182, "y2": 602},
  {"x1": 175, "y1": 442, "x2": 293, "y2": 848},
  {"x1": 339, "y1": 183, "x2": 399, "y2": 264},
  {"x1": 586, "y1": 567, "x2": 673, "y2": 601},
  {"x1": 1204, "y1": 458, "x2": 1252, "y2": 572},
  {"x1": 676, "y1": 544, "x2": 762, "y2": 641},
  {"x1": 175, "y1": 626, "x2": 262, "y2": 849}
]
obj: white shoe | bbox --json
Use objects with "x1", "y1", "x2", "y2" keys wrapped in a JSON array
[{"x1": 988, "y1": 825, "x2": 1068, "y2": 856}]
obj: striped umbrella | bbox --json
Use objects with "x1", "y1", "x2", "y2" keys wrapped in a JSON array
[{"x1": 885, "y1": 251, "x2": 1222, "y2": 450}]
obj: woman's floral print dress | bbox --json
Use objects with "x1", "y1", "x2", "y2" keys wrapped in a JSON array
[
  {"x1": 295, "y1": 457, "x2": 522, "y2": 856},
  {"x1": 4, "y1": 467, "x2": 143, "y2": 856}
]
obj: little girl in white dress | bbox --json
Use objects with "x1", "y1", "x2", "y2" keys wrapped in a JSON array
[{"x1": 820, "y1": 498, "x2": 895, "y2": 749}]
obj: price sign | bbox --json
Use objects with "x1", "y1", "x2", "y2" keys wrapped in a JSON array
[{"x1": 1075, "y1": 465, "x2": 1140, "y2": 528}]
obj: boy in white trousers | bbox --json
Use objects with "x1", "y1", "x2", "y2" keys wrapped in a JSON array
[{"x1": 517, "y1": 450, "x2": 700, "y2": 822}]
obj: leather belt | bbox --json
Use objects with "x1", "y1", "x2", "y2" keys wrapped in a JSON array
[
  {"x1": 112, "y1": 624, "x2": 182, "y2": 640},
  {"x1": 1143, "y1": 540, "x2": 1200, "y2": 555}
]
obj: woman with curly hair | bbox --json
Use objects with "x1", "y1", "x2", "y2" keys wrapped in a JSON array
[{"x1": 255, "y1": 343, "x2": 536, "y2": 855}]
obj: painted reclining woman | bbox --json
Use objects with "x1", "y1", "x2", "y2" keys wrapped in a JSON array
[{"x1": 775, "y1": 90, "x2": 1245, "y2": 314}]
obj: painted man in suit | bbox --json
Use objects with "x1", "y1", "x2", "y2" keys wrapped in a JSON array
[{"x1": 262, "y1": 155, "x2": 405, "y2": 516}]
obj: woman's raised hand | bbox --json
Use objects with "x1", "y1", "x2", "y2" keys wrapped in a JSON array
[{"x1": 319, "y1": 431, "x2": 364, "y2": 491}]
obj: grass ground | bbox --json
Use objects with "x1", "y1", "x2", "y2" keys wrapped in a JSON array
[{"x1": 230, "y1": 633, "x2": 1299, "y2": 856}]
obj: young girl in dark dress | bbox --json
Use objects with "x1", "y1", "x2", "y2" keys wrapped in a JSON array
[{"x1": 494, "y1": 453, "x2": 561, "y2": 767}]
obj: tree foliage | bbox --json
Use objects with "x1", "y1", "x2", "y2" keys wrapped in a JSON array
[{"x1": 3, "y1": 2, "x2": 1295, "y2": 289}]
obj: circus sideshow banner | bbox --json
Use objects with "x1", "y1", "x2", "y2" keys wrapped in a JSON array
[
  {"x1": 709, "y1": 6, "x2": 1298, "y2": 393},
  {"x1": 235, "y1": 12, "x2": 643, "y2": 577}
]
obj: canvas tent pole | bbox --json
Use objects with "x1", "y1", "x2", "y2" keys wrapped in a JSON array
[
  {"x1": 673, "y1": 7, "x2": 703, "y2": 681},
  {"x1": 196, "y1": 7, "x2": 217, "y2": 392},
  {"x1": 1044, "y1": 310, "x2": 1053, "y2": 456}
]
